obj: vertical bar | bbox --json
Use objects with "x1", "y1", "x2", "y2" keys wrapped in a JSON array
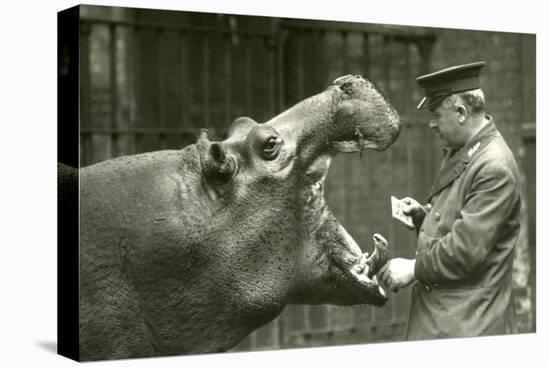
[
  {"x1": 304, "y1": 305, "x2": 311, "y2": 337},
  {"x1": 109, "y1": 23, "x2": 118, "y2": 159},
  {"x1": 315, "y1": 29, "x2": 326, "y2": 90},
  {"x1": 342, "y1": 31, "x2": 349, "y2": 72},
  {"x1": 276, "y1": 31, "x2": 286, "y2": 112},
  {"x1": 416, "y1": 38, "x2": 434, "y2": 74},
  {"x1": 404, "y1": 43, "x2": 412, "y2": 115},
  {"x1": 362, "y1": 32, "x2": 370, "y2": 78},
  {"x1": 178, "y1": 30, "x2": 188, "y2": 141},
  {"x1": 382, "y1": 35, "x2": 391, "y2": 92},
  {"x1": 244, "y1": 34, "x2": 251, "y2": 115},
  {"x1": 80, "y1": 21, "x2": 92, "y2": 166},
  {"x1": 267, "y1": 35, "x2": 276, "y2": 117},
  {"x1": 203, "y1": 32, "x2": 210, "y2": 128},
  {"x1": 127, "y1": 24, "x2": 136, "y2": 155},
  {"x1": 157, "y1": 27, "x2": 165, "y2": 149},
  {"x1": 224, "y1": 32, "x2": 232, "y2": 123},
  {"x1": 297, "y1": 29, "x2": 304, "y2": 100},
  {"x1": 133, "y1": 25, "x2": 143, "y2": 154}
]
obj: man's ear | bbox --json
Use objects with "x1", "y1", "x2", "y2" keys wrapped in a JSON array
[{"x1": 456, "y1": 104, "x2": 467, "y2": 123}]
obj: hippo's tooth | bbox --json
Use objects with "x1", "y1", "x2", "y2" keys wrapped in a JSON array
[
  {"x1": 354, "y1": 252, "x2": 369, "y2": 274},
  {"x1": 336, "y1": 223, "x2": 363, "y2": 258},
  {"x1": 350, "y1": 266, "x2": 375, "y2": 284},
  {"x1": 371, "y1": 275, "x2": 386, "y2": 297}
]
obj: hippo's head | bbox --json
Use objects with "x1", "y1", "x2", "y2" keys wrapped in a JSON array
[
  {"x1": 78, "y1": 75, "x2": 400, "y2": 359},
  {"x1": 195, "y1": 75, "x2": 399, "y2": 306}
]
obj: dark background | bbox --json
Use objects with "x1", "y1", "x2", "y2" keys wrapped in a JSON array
[{"x1": 69, "y1": 4, "x2": 536, "y2": 351}]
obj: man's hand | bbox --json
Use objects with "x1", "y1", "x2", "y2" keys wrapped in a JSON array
[
  {"x1": 400, "y1": 197, "x2": 424, "y2": 217},
  {"x1": 400, "y1": 197, "x2": 428, "y2": 230},
  {"x1": 378, "y1": 258, "x2": 416, "y2": 292}
]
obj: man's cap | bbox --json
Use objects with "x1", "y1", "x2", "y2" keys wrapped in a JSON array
[{"x1": 416, "y1": 61, "x2": 486, "y2": 109}]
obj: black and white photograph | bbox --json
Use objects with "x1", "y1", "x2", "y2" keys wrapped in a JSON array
[{"x1": 2, "y1": 1, "x2": 547, "y2": 366}]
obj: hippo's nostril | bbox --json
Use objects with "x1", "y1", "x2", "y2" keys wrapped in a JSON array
[
  {"x1": 202, "y1": 142, "x2": 237, "y2": 184},
  {"x1": 210, "y1": 143, "x2": 225, "y2": 163}
]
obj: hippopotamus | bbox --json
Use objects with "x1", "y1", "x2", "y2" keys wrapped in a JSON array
[{"x1": 72, "y1": 75, "x2": 401, "y2": 360}]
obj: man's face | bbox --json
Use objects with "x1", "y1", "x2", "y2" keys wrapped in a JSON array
[{"x1": 428, "y1": 102, "x2": 464, "y2": 149}]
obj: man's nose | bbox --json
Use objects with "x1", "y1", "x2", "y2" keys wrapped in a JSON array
[{"x1": 428, "y1": 119, "x2": 437, "y2": 129}]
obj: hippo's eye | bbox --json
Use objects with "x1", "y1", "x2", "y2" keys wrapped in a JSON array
[{"x1": 262, "y1": 136, "x2": 282, "y2": 160}]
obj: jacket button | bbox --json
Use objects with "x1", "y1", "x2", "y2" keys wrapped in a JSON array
[{"x1": 434, "y1": 212, "x2": 441, "y2": 221}]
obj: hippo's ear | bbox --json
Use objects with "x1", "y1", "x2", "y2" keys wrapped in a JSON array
[{"x1": 228, "y1": 117, "x2": 258, "y2": 139}]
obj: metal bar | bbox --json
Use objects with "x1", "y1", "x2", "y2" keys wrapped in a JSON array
[
  {"x1": 157, "y1": 28, "x2": 165, "y2": 149},
  {"x1": 244, "y1": 34, "x2": 252, "y2": 115},
  {"x1": 109, "y1": 23, "x2": 118, "y2": 158},
  {"x1": 416, "y1": 38, "x2": 434, "y2": 74},
  {"x1": 362, "y1": 32, "x2": 370, "y2": 78},
  {"x1": 127, "y1": 25, "x2": 136, "y2": 155},
  {"x1": 178, "y1": 30, "x2": 187, "y2": 129},
  {"x1": 267, "y1": 35, "x2": 276, "y2": 117},
  {"x1": 81, "y1": 17, "x2": 275, "y2": 37},
  {"x1": 315, "y1": 29, "x2": 326, "y2": 90},
  {"x1": 80, "y1": 22, "x2": 92, "y2": 166},
  {"x1": 276, "y1": 31, "x2": 287, "y2": 112},
  {"x1": 382, "y1": 35, "x2": 391, "y2": 92},
  {"x1": 342, "y1": 31, "x2": 349, "y2": 72},
  {"x1": 132, "y1": 25, "x2": 142, "y2": 154},
  {"x1": 404, "y1": 42, "x2": 412, "y2": 115},
  {"x1": 297, "y1": 29, "x2": 304, "y2": 100},
  {"x1": 304, "y1": 305, "x2": 311, "y2": 334},
  {"x1": 203, "y1": 32, "x2": 210, "y2": 127},
  {"x1": 224, "y1": 33, "x2": 232, "y2": 123}
]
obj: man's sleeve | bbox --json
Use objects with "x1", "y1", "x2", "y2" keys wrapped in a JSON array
[{"x1": 414, "y1": 163, "x2": 518, "y2": 284}]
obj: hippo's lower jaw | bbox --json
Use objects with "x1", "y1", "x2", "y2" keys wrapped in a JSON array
[
  {"x1": 337, "y1": 255, "x2": 388, "y2": 307},
  {"x1": 326, "y1": 225, "x2": 389, "y2": 307}
]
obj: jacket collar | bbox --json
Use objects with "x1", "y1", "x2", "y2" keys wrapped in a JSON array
[{"x1": 428, "y1": 116, "x2": 498, "y2": 201}]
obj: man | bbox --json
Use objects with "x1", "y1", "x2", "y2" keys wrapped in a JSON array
[{"x1": 378, "y1": 61, "x2": 521, "y2": 340}]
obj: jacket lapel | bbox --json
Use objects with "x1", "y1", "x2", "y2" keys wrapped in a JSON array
[{"x1": 428, "y1": 118, "x2": 498, "y2": 201}]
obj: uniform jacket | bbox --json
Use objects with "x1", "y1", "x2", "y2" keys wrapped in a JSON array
[{"x1": 406, "y1": 117, "x2": 521, "y2": 340}]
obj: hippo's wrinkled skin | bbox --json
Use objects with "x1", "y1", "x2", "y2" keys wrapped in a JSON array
[{"x1": 73, "y1": 75, "x2": 400, "y2": 360}]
